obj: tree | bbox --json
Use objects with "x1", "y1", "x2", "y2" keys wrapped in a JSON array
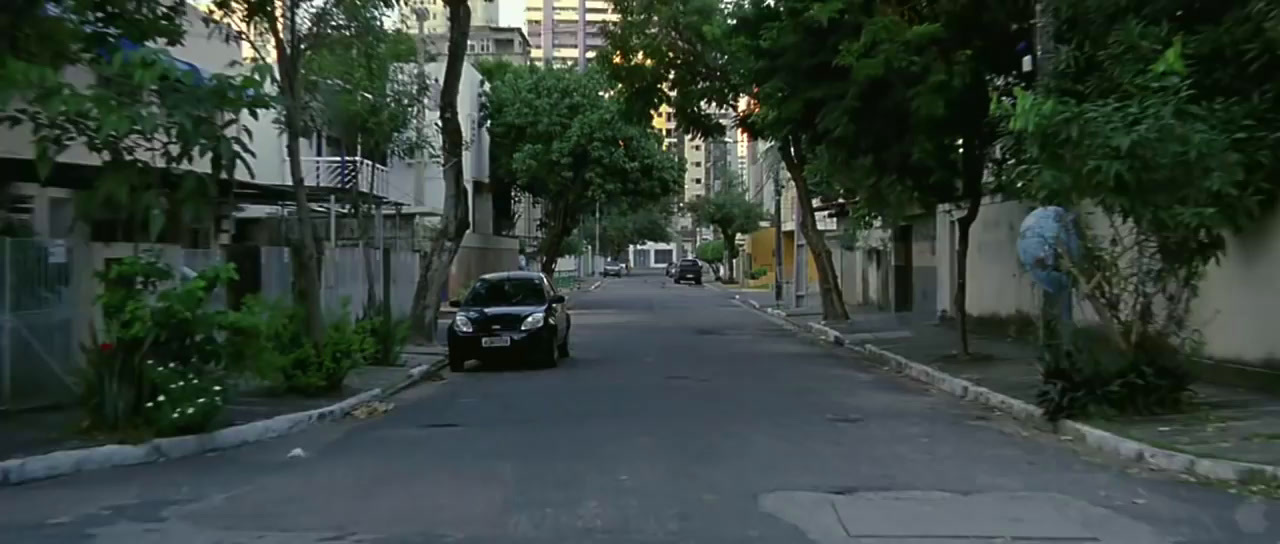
[
  {"x1": 601, "y1": 0, "x2": 851, "y2": 320},
  {"x1": 806, "y1": 0, "x2": 1033, "y2": 355},
  {"x1": 687, "y1": 185, "x2": 766, "y2": 282},
  {"x1": 484, "y1": 65, "x2": 683, "y2": 275},
  {"x1": 1000, "y1": 0, "x2": 1280, "y2": 418},
  {"x1": 204, "y1": 0, "x2": 397, "y2": 345},
  {"x1": 407, "y1": 0, "x2": 474, "y2": 344},
  {"x1": 583, "y1": 202, "x2": 674, "y2": 260},
  {"x1": 305, "y1": 12, "x2": 431, "y2": 313},
  {"x1": 1, "y1": 3, "x2": 270, "y2": 242}
]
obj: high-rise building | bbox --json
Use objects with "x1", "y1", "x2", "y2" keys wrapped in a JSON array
[
  {"x1": 400, "y1": 0, "x2": 500, "y2": 34},
  {"x1": 525, "y1": 0, "x2": 617, "y2": 66},
  {"x1": 400, "y1": 0, "x2": 532, "y2": 66}
]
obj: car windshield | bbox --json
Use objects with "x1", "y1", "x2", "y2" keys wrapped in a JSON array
[
  {"x1": 680, "y1": 259, "x2": 699, "y2": 267},
  {"x1": 463, "y1": 278, "x2": 547, "y2": 307}
]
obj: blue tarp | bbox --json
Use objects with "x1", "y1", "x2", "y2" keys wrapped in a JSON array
[{"x1": 107, "y1": 38, "x2": 211, "y2": 85}]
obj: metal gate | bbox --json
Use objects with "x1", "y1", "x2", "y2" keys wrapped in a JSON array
[{"x1": 0, "y1": 238, "x2": 77, "y2": 410}]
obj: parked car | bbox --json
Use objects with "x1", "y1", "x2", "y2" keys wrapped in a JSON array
[
  {"x1": 602, "y1": 261, "x2": 624, "y2": 277},
  {"x1": 665, "y1": 261, "x2": 677, "y2": 277},
  {"x1": 673, "y1": 258, "x2": 703, "y2": 285},
  {"x1": 447, "y1": 271, "x2": 571, "y2": 371}
]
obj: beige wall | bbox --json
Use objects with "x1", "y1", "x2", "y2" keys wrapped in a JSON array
[
  {"x1": 448, "y1": 232, "x2": 519, "y2": 298},
  {"x1": 937, "y1": 198, "x2": 1280, "y2": 367}
]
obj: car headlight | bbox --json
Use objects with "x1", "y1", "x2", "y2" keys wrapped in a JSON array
[
  {"x1": 454, "y1": 315, "x2": 473, "y2": 333},
  {"x1": 520, "y1": 312, "x2": 545, "y2": 331}
]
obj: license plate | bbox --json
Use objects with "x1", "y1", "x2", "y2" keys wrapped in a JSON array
[{"x1": 481, "y1": 336, "x2": 511, "y2": 347}]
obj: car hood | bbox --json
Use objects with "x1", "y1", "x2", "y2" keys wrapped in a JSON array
[{"x1": 459, "y1": 305, "x2": 545, "y2": 319}]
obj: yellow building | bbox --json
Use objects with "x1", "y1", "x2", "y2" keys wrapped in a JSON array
[{"x1": 525, "y1": 0, "x2": 617, "y2": 65}]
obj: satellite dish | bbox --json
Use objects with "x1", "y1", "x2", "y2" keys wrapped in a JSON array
[{"x1": 1016, "y1": 206, "x2": 1080, "y2": 295}]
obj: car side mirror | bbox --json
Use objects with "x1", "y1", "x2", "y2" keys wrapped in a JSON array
[
  {"x1": 448, "y1": 299, "x2": 461, "y2": 308},
  {"x1": 549, "y1": 294, "x2": 566, "y2": 304}
]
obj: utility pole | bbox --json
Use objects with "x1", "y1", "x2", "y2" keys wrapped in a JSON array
[
  {"x1": 413, "y1": 7, "x2": 428, "y2": 207},
  {"x1": 577, "y1": 0, "x2": 587, "y2": 72},
  {"x1": 772, "y1": 150, "x2": 783, "y2": 306},
  {"x1": 542, "y1": 0, "x2": 553, "y2": 68}
]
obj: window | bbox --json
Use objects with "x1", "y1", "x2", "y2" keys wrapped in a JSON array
[
  {"x1": 693, "y1": 161, "x2": 701, "y2": 168},
  {"x1": 694, "y1": 177, "x2": 702, "y2": 184},
  {"x1": 654, "y1": 249, "x2": 674, "y2": 264},
  {"x1": 693, "y1": 144, "x2": 701, "y2": 151},
  {"x1": 463, "y1": 278, "x2": 547, "y2": 307}
]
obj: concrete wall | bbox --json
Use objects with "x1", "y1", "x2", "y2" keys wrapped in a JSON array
[
  {"x1": 448, "y1": 232, "x2": 519, "y2": 298},
  {"x1": 742, "y1": 228, "x2": 776, "y2": 288},
  {"x1": 938, "y1": 197, "x2": 1280, "y2": 368}
]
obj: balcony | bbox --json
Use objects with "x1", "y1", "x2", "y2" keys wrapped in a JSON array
[{"x1": 299, "y1": 157, "x2": 390, "y2": 200}]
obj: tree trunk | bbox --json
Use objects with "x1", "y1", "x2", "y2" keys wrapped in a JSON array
[
  {"x1": 954, "y1": 101, "x2": 988, "y2": 356},
  {"x1": 954, "y1": 193, "x2": 980, "y2": 356},
  {"x1": 408, "y1": 0, "x2": 472, "y2": 344},
  {"x1": 720, "y1": 227, "x2": 736, "y2": 282},
  {"x1": 779, "y1": 139, "x2": 848, "y2": 322},
  {"x1": 278, "y1": 48, "x2": 325, "y2": 345},
  {"x1": 356, "y1": 195, "x2": 378, "y2": 313}
]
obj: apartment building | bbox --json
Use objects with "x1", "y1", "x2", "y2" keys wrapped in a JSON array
[
  {"x1": 399, "y1": 0, "x2": 532, "y2": 66},
  {"x1": 525, "y1": 0, "x2": 616, "y2": 66}
]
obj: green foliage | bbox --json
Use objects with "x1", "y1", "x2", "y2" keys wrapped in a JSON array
[
  {"x1": 80, "y1": 253, "x2": 238, "y2": 436},
  {"x1": 584, "y1": 202, "x2": 674, "y2": 258},
  {"x1": 232, "y1": 298, "x2": 375, "y2": 396},
  {"x1": 695, "y1": 239, "x2": 725, "y2": 263},
  {"x1": 749, "y1": 266, "x2": 769, "y2": 280},
  {"x1": 304, "y1": 5, "x2": 432, "y2": 163},
  {"x1": 999, "y1": 1, "x2": 1280, "y2": 418},
  {"x1": 686, "y1": 186, "x2": 766, "y2": 261},
  {"x1": 356, "y1": 300, "x2": 410, "y2": 367},
  {"x1": 3, "y1": 44, "x2": 271, "y2": 242},
  {"x1": 483, "y1": 65, "x2": 683, "y2": 272},
  {"x1": 1037, "y1": 329, "x2": 1196, "y2": 422}
]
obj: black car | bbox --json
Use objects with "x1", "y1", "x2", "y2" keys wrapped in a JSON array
[
  {"x1": 447, "y1": 271, "x2": 571, "y2": 371},
  {"x1": 673, "y1": 258, "x2": 703, "y2": 285}
]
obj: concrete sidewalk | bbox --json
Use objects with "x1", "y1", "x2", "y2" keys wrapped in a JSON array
[{"x1": 769, "y1": 304, "x2": 1280, "y2": 470}]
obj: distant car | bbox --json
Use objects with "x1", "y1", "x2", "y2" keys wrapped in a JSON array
[
  {"x1": 602, "y1": 261, "x2": 623, "y2": 277},
  {"x1": 673, "y1": 258, "x2": 703, "y2": 285},
  {"x1": 447, "y1": 271, "x2": 571, "y2": 371},
  {"x1": 665, "y1": 261, "x2": 677, "y2": 277}
]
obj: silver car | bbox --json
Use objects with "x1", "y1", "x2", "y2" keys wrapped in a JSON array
[{"x1": 602, "y1": 261, "x2": 623, "y2": 277}]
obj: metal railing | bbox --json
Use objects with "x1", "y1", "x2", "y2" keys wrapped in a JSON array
[
  {"x1": 300, "y1": 156, "x2": 390, "y2": 200},
  {"x1": 0, "y1": 238, "x2": 77, "y2": 410}
]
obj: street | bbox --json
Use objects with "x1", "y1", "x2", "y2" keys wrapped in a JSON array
[{"x1": 1, "y1": 269, "x2": 1276, "y2": 543}]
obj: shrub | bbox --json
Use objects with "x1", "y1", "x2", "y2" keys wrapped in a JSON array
[
  {"x1": 749, "y1": 266, "x2": 769, "y2": 280},
  {"x1": 80, "y1": 253, "x2": 237, "y2": 436},
  {"x1": 1037, "y1": 329, "x2": 1196, "y2": 421},
  {"x1": 281, "y1": 315, "x2": 375, "y2": 395},
  {"x1": 233, "y1": 298, "x2": 376, "y2": 396},
  {"x1": 357, "y1": 300, "x2": 410, "y2": 367}
]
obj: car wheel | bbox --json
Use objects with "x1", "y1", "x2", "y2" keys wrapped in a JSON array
[
  {"x1": 541, "y1": 337, "x2": 559, "y2": 369},
  {"x1": 558, "y1": 333, "x2": 570, "y2": 358},
  {"x1": 695, "y1": 279, "x2": 703, "y2": 285},
  {"x1": 448, "y1": 353, "x2": 465, "y2": 373}
]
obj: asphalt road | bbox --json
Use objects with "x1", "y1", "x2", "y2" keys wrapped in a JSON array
[{"x1": 1, "y1": 270, "x2": 1277, "y2": 543}]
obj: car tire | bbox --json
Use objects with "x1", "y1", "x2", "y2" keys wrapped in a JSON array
[
  {"x1": 541, "y1": 338, "x2": 559, "y2": 369},
  {"x1": 695, "y1": 279, "x2": 703, "y2": 285},
  {"x1": 448, "y1": 353, "x2": 465, "y2": 373},
  {"x1": 558, "y1": 334, "x2": 570, "y2": 358}
]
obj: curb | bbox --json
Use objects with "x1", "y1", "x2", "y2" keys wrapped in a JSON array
[
  {"x1": 734, "y1": 297, "x2": 1280, "y2": 485},
  {"x1": 0, "y1": 357, "x2": 448, "y2": 486}
]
